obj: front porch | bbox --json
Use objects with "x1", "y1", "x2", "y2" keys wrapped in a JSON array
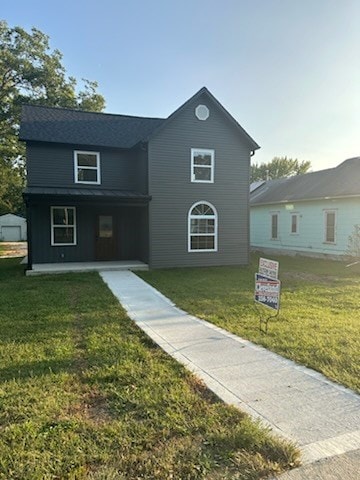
[{"x1": 26, "y1": 260, "x2": 148, "y2": 276}]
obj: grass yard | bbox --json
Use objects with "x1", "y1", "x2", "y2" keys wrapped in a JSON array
[
  {"x1": 0, "y1": 259, "x2": 299, "y2": 479},
  {"x1": 139, "y1": 253, "x2": 360, "y2": 393}
]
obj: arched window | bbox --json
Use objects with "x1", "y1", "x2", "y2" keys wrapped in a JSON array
[{"x1": 188, "y1": 202, "x2": 218, "y2": 252}]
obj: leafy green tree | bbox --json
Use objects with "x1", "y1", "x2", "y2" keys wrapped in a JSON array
[
  {"x1": 251, "y1": 156, "x2": 311, "y2": 183},
  {"x1": 0, "y1": 20, "x2": 105, "y2": 215}
]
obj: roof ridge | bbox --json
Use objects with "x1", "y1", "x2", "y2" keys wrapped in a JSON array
[{"x1": 22, "y1": 104, "x2": 165, "y2": 121}]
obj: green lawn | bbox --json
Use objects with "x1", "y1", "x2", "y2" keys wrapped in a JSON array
[
  {"x1": 139, "y1": 253, "x2": 360, "y2": 393},
  {"x1": 0, "y1": 259, "x2": 299, "y2": 480}
]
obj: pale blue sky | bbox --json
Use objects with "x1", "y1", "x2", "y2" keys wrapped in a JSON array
[{"x1": 3, "y1": 0, "x2": 360, "y2": 171}]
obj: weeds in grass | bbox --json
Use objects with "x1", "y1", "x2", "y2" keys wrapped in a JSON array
[
  {"x1": 0, "y1": 259, "x2": 299, "y2": 479},
  {"x1": 139, "y1": 253, "x2": 360, "y2": 392}
]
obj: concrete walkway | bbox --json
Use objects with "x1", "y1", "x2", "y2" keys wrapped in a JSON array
[{"x1": 100, "y1": 271, "x2": 360, "y2": 472}]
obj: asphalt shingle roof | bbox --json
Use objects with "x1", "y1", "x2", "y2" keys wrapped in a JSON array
[
  {"x1": 19, "y1": 105, "x2": 165, "y2": 148},
  {"x1": 19, "y1": 87, "x2": 260, "y2": 150},
  {"x1": 250, "y1": 157, "x2": 360, "y2": 205}
]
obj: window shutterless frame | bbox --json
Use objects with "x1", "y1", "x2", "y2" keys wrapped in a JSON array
[
  {"x1": 74, "y1": 150, "x2": 101, "y2": 185},
  {"x1": 51, "y1": 206, "x2": 77, "y2": 246},
  {"x1": 290, "y1": 213, "x2": 299, "y2": 234},
  {"x1": 191, "y1": 148, "x2": 215, "y2": 183},
  {"x1": 324, "y1": 210, "x2": 336, "y2": 243},
  {"x1": 270, "y1": 212, "x2": 279, "y2": 240},
  {"x1": 188, "y1": 201, "x2": 218, "y2": 252}
]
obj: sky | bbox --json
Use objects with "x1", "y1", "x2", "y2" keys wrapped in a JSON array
[{"x1": 3, "y1": 0, "x2": 360, "y2": 171}]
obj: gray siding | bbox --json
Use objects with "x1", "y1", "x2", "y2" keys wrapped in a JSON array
[
  {"x1": 148, "y1": 92, "x2": 251, "y2": 269},
  {"x1": 30, "y1": 202, "x2": 148, "y2": 264},
  {"x1": 27, "y1": 142, "x2": 148, "y2": 193}
]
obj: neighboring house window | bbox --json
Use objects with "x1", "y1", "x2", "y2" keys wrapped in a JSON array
[
  {"x1": 290, "y1": 213, "x2": 299, "y2": 234},
  {"x1": 191, "y1": 148, "x2": 214, "y2": 183},
  {"x1": 74, "y1": 150, "x2": 100, "y2": 184},
  {"x1": 271, "y1": 213, "x2": 279, "y2": 240},
  {"x1": 188, "y1": 201, "x2": 217, "y2": 252},
  {"x1": 324, "y1": 210, "x2": 336, "y2": 243},
  {"x1": 51, "y1": 207, "x2": 76, "y2": 246}
]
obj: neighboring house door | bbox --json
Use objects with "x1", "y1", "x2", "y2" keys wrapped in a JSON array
[
  {"x1": 1, "y1": 226, "x2": 21, "y2": 242},
  {"x1": 95, "y1": 214, "x2": 117, "y2": 260}
]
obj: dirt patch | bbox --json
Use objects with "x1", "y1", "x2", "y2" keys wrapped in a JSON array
[{"x1": 0, "y1": 242, "x2": 27, "y2": 258}]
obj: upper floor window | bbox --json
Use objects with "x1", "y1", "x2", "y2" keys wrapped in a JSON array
[
  {"x1": 74, "y1": 151, "x2": 101, "y2": 184},
  {"x1": 191, "y1": 148, "x2": 214, "y2": 183},
  {"x1": 324, "y1": 210, "x2": 336, "y2": 243},
  {"x1": 188, "y1": 201, "x2": 217, "y2": 252},
  {"x1": 271, "y1": 213, "x2": 279, "y2": 240},
  {"x1": 51, "y1": 206, "x2": 76, "y2": 246}
]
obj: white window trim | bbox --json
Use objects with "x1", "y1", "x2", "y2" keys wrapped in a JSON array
[
  {"x1": 290, "y1": 213, "x2": 299, "y2": 235},
  {"x1": 51, "y1": 206, "x2": 77, "y2": 246},
  {"x1": 191, "y1": 148, "x2": 215, "y2": 183},
  {"x1": 270, "y1": 212, "x2": 279, "y2": 240},
  {"x1": 74, "y1": 150, "x2": 101, "y2": 185},
  {"x1": 324, "y1": 209, "x2": 337, "y2": 244},
  {"x1": 188, "y1": 201, "x2": 218, "y2": 252}
]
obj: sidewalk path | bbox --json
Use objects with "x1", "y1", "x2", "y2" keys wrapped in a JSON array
[{"x1": 100, "y1": 271, "x2": 360, "y2": 470}]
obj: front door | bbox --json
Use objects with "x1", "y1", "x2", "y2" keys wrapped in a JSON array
[{"x1": 95, "y1": 214, "x2": 116, "y2": 260}]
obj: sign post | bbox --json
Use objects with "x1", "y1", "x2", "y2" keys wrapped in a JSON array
[{"x1": 254, "y1": 258, "x2": 281, "y2": 333}]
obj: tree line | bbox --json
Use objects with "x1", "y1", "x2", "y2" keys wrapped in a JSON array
[{"x1": 0, "y1": 21, "x2": 311, "y2": 216}]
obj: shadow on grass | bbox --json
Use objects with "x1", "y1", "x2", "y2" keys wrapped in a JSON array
[{"x1": 0, "y1": 358, "x2": 74, "y2": 382}]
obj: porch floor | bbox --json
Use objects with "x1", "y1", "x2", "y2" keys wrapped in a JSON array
[{"x1": 26, "y1": 260, "x2": 148, "y2": 276}]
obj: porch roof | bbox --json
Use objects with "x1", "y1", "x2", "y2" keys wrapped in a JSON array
[{"x1": 24, "y1": 187, "x2": 151, "y2": 204}]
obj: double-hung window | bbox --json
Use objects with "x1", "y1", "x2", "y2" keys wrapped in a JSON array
[
  {"x1": 188, "y1": 202, "x2": 217, "y2": 252},
  {"x1": 51, "y1": 207, "x2": 76, "y2": 246},
  {"x1": 290, "y1": 213, "x2": 299, "y2": 234},
  {"x1": 191, "y1": 148, "x2": 214, "y2": 183},
  {"x1": 74, "y1": 151, "x2": 100, "y2": 184},
  {"x1": 271, "y1": 213, "x2": 279, "y2": 240},
  {"x1": 324, "y1": 210, "x2": 336, "y2": 243}
]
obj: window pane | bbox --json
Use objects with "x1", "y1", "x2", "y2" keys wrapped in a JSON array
[
  {"x1": 78, "y1": 168, "x2": 98, "y2": 182},
  {"x1": 271, "y1": 215, "x2": 278, "y2": 239},
  {"x1": 53, "y1": 208, "x2": 74, "y2": 226},
  {"x1": 53, "y1": 227, "x2": 74, "y2": 244},
  {"x1": 190, "y1": 218, "x2": 215, "y2": 234},
  {"x1": 194, "y1": 166, "x2": 211, "y2": 181},
  {"x1": 77, "y1": 153, "x2": 98, "y2": 167},
  {"x1": 192, "y1": 204, "x2": 214, "y2": 216},
  {"x1": 291, "y1": 215, "x2": 297, "y2": 233},
  {"x1": 191, "y1": 235, "x2": 215, "y2": 250},
  {"x1": 326, "y1": 213, "x2": 335, "y2": 242},
  {"x1": 193, "y1": 152, "x2": 212, "y2": 166},
  {"x1": 99, "y1": 215, "x2": 113, "y2": 238}
]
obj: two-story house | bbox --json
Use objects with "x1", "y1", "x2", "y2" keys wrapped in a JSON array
[{"x1": 20, "y1": 87, "x2": 259, "y2": 271}]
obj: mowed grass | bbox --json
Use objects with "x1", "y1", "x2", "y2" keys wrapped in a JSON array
[
  {"x1": 139, "y1": 253, "x2": 360, "y2": 393},
  {"x1": 0, "y1": 259, "x2": 299, "y2": 480}
]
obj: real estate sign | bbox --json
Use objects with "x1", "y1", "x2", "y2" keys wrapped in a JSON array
[
  {"x1": 259, "y1": 257, "x2": 279, "y2": 280},
  {"x1": 254, "y1": 273, "x2": 281, "y2": 311}
]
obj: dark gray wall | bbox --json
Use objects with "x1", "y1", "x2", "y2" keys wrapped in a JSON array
[
  {"x1": 30, "y1": 202, "x2": 148, "y2": 264},
  {"x1": 148, "y1": 92, "x2": 252, "y2": 268},
  {"x1": 27, "y1": 142, "x2": 148, "y2": 193}
]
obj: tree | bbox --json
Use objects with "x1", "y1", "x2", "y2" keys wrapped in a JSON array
[
  {"x1": 0, "y1": 20, "x2": 105, "y2": 215},
  {"x1": 251, "y1": 156, "x2": 311, "y2": 183},
  {"x1": 346, "y1": 224, "x2": 360, "y2": 263}
]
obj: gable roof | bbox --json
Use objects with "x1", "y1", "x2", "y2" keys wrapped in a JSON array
[
  {"x1": 147, "y1": 87, "x2": 260, "y2": 150},
  {"x1": 250, "y1": 157, "x2": 360, "y2": 205},
  {"x1": 19, "y1": 105, "x2": 165, "y2": 149},
  {"x1": 19, "y1": 87, "x2": 259, "y2": 150}
]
